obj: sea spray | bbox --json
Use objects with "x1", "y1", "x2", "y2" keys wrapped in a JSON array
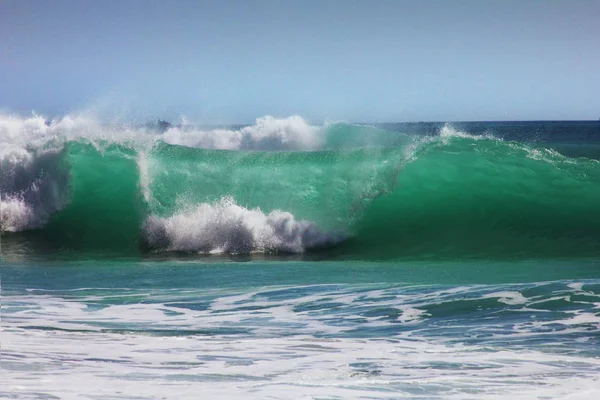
[{"x1": 142, "y1": 196, "x2": 344, "y2": 254}]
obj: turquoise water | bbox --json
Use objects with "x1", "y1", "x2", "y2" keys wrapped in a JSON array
[
  {"x1": 2, "y1": 116, "x2": 600, "y2": 399},
  {"x1": 3, "y1": 258, "x2": 600, "y2": 398}
]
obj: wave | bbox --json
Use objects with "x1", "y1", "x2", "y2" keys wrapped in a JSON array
[
  {"x1": 0, "y1": 115, "x2": 73, "y2": 232},
  {"x1": 349, "y1": 131, "x2": 600, "y2": 259},
  {"x1": 1, "y1": 113, "x2": 599, "y2": 259}
]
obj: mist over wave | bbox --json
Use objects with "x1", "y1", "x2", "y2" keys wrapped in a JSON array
[
  {"x1": 0, "y1": 115, "x2": 76, "y2": 232},
  {"x1": 160, "y1": 115, "x2": 322, "y2": 151}
]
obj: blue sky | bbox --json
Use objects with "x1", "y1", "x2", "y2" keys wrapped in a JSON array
[{"x1": 1, "y1": 0, "x2": 599, "y2": 123}]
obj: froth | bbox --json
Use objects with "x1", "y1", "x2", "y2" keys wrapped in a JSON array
[
  {"x1": 0, "y1": 113, "x2": 107, "y2": 232},
  {"x1": 0, "y1": 113, "x2": 104, "y2": 146},
  {"x1": 438, "y1": 123, "x2": 496, "y2": 142},
  {"x1": 0, "y1": 197, "x2": 34, "y2": 232},
  {"x1": 0, "y1": 126, "x2": 72, "y2": 232},
  {"x1": 159, "y1": 115, "x2": 321, "y2": 151},
  {"x1": 142, "y1": 197, "x2": 343, "y2": 254}
]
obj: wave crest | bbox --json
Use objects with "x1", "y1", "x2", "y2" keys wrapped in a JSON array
[
  {"x1": 159, "y1": 115, "x2": 321, "y2": 151},
  {"x1": 0, "y1": 146, "x2": 71, "y2": 233}
]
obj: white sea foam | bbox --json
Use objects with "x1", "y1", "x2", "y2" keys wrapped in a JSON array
[
  {"x1": 158, "y1": 115, "x2": 321, "y2": 151},
  {"x1": 483, "y1": 290, "x2": 529, "y2": 305},
  {"x1": 4, "y1": 328, "x2": 599, "y2": 400},
  {"x1": 0, "y1": 116, "x2": 73, "y2": 232},
  {"x1": 142, "y1": 197, "x2": 343, "y2": 254},
  {"x1": 0, "y1": 113, "x2": 109, "y2": 232},
  {"x1": 3, "y1": 281, "x2": 600, "y2": 399},
  {"x1": 136, "y1": 151, "x2": 153, "y2": 204},
  {"x1": 0, "y1": 196, "x2": 34, "y2": 232},
  {"x1": 438, "y1": 123, "x2": 497, "y2": 143}
]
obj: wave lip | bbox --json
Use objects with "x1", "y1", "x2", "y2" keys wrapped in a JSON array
[{"x1": 141, "y1": 197, "x2": 345, "y2": 254}]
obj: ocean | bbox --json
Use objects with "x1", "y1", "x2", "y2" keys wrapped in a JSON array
[{"x1": 1, "y1": 115, "x2": 599, "y2": 399}]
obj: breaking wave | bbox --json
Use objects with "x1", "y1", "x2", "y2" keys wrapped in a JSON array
[
  {"x1": 142, "y1": 197, "x2": 343, "y2": 254},
  {"x1": 159, "y1": 115, "x2": 321, "y2": 151},
  {"x1": 2, "y1": 113, "x2": 600, "y2": 259}
]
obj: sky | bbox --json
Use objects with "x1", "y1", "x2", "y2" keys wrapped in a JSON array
[{"x1": 1, "y1": 0, "x2": 599, "y2": 123}]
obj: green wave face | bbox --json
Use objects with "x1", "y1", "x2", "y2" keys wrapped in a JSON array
[
  {"x1": 145, "y1": 142, "x2": 410, "y2": 231},
  {"x1": 5, "y1": 125, "x2": 600, "y2": 260},
  {"x1": 37, "y1": 142, "x2": 146, "y2": 253},
  {"x1": 351, "y1": 136, "x2": 600, "y2": 259}
]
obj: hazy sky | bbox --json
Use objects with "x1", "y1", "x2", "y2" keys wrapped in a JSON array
[{"x1": 1, "y1": 0, "x2": 599, "y2": 123}]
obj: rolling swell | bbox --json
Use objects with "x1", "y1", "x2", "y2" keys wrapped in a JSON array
[
  {"x1": 1, "y1": 116, "x2": 599, "y2": 259},
  {"x1": 351, "y1": 134, "x2": 600, "y2": 259}
]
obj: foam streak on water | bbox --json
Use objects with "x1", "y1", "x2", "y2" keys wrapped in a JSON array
[{"x1": 3, "y1": 276, "x2": 600, "y2": 399}]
